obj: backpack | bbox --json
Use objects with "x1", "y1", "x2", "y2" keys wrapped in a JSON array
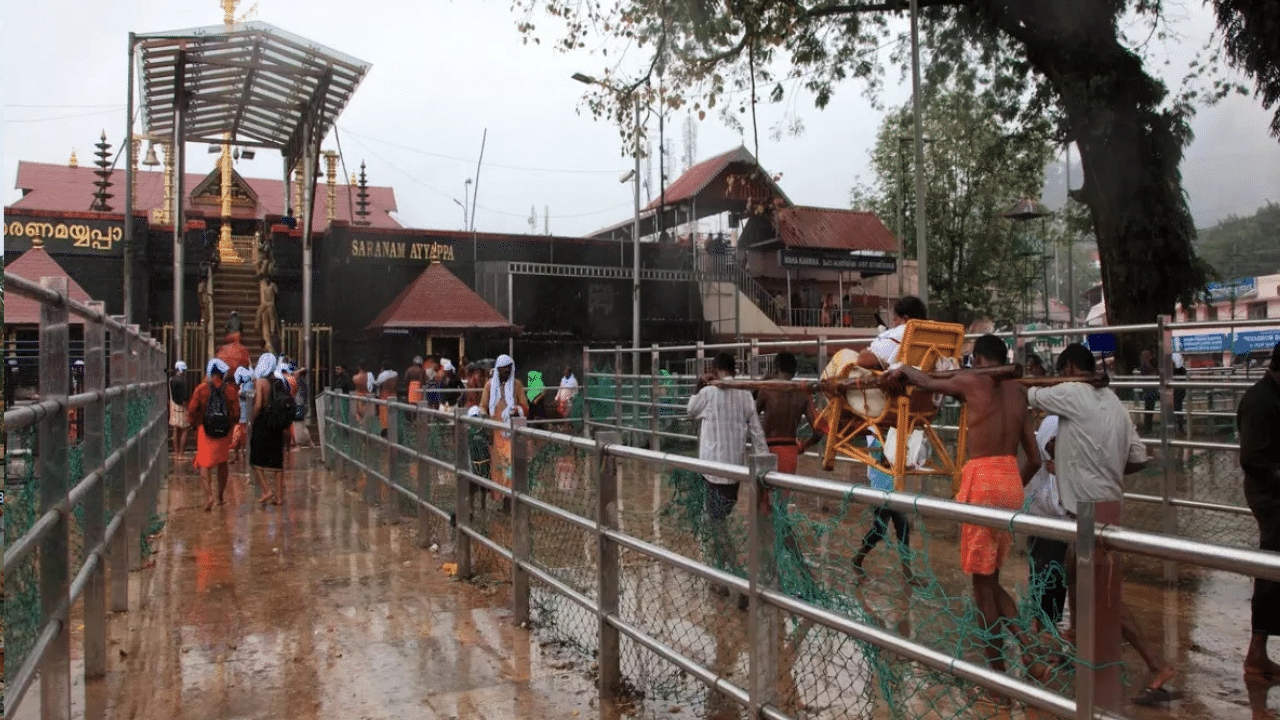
[
  {"x1": 264, "y1": 378, "x2": 298, "y2": 430},
  {"x1": 203, "y1": 382, "x2": 233, "y2": 439}
]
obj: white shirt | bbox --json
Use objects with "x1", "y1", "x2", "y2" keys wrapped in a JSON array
[
  {"x1": 555, "y1": 374, "x2": 578, "y2": 403},
  {"x1": 1024, "y1": 415, "x2": 1065, "y2": 518},
  {"x1": 868, "y1": 324, "x2": 906, "y2": 367},
  {"x1": 1027, "y1": 384, "x2": 1148, "y2": 514},
  {"x1": 686, "y1": 384, "x2": 769, "y2": 485}
]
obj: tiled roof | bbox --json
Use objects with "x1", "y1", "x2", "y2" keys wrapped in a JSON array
[
  {"x1": 6, "y1": 246, "x2": 96, "y2": 324},
  {"x1": 645, "y1": 145, "x2": 789, "y2": 210},
  {"x1": 773, "y1": 206, "x2": 898, "y2": 253},
  {"x1": 364, "y1": 262, "x2": 519, "y2": 334},
  {"x1": 9, "y1": 161, "x2": 400, "y2": 231}
]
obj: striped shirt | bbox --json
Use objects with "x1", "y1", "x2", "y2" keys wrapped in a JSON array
[{"x1": 686, "y1": 385, "x2": 769, "y2": 485}]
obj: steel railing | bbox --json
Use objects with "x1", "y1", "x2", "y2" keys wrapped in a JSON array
[
  {"x1": 2, "y1": 272, "x2": 170, "y2": 720},
  {"x1": 578, "y1": 315, "x2": 1269, "y2": 560},
  {"x1": 318, "y1": 390, "x2": 1280, "y2": 720}
]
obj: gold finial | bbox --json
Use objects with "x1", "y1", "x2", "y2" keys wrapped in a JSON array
[
  {"x1": 69, "y1": 149, "x2": 79, "y2": 167},
  {"x1": 351, "y1": 172, "x2": 357, "y2": 185},
  {"x1": 223, "y1": 0, "x2": 238, "y2": 25}
]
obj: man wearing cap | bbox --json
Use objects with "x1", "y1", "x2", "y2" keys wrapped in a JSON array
[
  {"x1": 170, "y1": 361, "x2": 192, "y2": 457},
  {"x1": 481, "y1": 355, "x2": 529, "y2": 502},
  {"x1": 189, "y1": 359, "x2": 240, "y2": 511}
]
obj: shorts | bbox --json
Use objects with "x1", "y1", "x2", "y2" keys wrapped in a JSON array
[{"x1": 956, "y1": 456, "x2": 1025, "y2": 575}]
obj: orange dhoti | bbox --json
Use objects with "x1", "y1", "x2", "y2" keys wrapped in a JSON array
[
  {"x1": 195, "y1": 426, "x2": 233, "y2": 469},
  {"x1": 231, "y1": 422, "x2": 248, "y2": 451},
  {"x1": 408, "y1": 381, "x2": 423, "y2": 404},
  {"x1": 956, "y1": 455, "x2": 1025, "y2": 575},
  {"x1": 767, "y1": 438, "x2": 801, "y2": 474}
]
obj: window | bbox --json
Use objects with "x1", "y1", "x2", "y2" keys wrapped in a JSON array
[
  {"x1": 1248, "y1": 302, "x2": 1268, "y2": 320},
  {"x1": 1204, "y1": 304, "x2": 1219, "y2": 321}
]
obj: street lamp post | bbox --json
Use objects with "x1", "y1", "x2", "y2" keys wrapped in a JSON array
[{"x1": 574, "y1": 73, "x2": 643, "y2": 377}]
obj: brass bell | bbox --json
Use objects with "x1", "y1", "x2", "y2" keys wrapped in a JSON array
[{"x1": 142, "y1": 141, "x2": 160, "y2": 167}]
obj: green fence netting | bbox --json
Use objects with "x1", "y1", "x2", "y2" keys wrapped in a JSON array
[{"x1": 4, "y1": 395, "x2": 164, "y2": 690}]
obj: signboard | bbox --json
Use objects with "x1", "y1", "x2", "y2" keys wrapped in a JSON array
[
  {"x1": 1176, "y1": 333, "x2": 1228, "y2": 353},
  {"x1": 779, "y1": 248, "x2": 896, "y2": 275},
  {"x1": 1207, "y1": 277, "x2": 1256, "y2": 301},
  {"x1": 1233, "y1": 328, "x2": 1280, "y2": 354},
  {"x1": 4, "y1": 214, "x2": 127, "y2": 256},
  {"x1": 347, "y1": 237, "x2": 455, "y2": 262}
]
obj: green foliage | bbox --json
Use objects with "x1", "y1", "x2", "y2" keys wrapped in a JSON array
[
  {"x1": 853, "y1": 84, "x2": 1055, "y2": 325},
  {"x1": 1195, "y1": 201, "x2": 1280, "y2": 280}
]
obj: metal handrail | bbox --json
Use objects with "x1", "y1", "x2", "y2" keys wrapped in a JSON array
[{"x1": 322, "y1": 390, "x2": 1280, "y2": 720}]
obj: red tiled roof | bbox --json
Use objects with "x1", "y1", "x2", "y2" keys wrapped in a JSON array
[
  {"x1": 645, "y1": 146, "x2": 790, "y2": 210},
  {"x1": 364, "y1": 262, "x2": 519, "y2": 334},
  {"x1": 6, "y1": 246, "x2": 96, "y2": 324},
  {"x1": 10, "y1": 161, "x2": 400, "y2": 231},
  {"x1": 773, "y1": 206, "x2": 897, "y2": 253}
]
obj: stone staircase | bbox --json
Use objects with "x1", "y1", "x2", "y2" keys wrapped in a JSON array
[{"x1": 213, "y1": 234, "x2": 266, "y2": 359}]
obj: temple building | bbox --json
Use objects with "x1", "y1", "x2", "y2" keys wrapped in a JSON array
[{"x1": 5, "y1": 144, "x2": 906, "y2": 384}]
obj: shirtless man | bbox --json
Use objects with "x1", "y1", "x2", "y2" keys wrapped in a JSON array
[
  {"x1": 352, "y1": 361, "x2": 371, "y2": 423},
  {"x1": 756, "y1": 352, "x2": 823, "y2": 594},
  {"x1": 756, "y1": 352, "x2": 823, "y2": 478},
  {"x1": 885, "y1": 334, "x2": 1044, "y2": 683}
]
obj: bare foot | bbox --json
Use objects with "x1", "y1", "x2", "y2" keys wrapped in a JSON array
[
  {"x1": 1244, "y1": 657, "x2": 1280, "y2": 681},
  {"x1": 203, "y1": 501, "x2": 213, "y2": 512}
]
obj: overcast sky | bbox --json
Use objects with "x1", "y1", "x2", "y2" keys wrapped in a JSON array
[{"x1": 3, "y1": 0, "x2": 1278, "y2": 237}]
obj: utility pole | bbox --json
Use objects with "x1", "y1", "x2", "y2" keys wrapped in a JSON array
[{"x1": 909, "y1": 0, "x2": 929, "y2": 306}]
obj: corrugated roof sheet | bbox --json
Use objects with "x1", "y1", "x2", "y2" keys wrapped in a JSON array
[
  {"x1": 645, "y1": 145, "x2": 789, "y2": 210},
  {"x1": 773, "y1": 206, "x2": 897, "y2": 253},
  {"x1": 6, "y1": 246, "x2": 96, "y2": 324},
  {"x1": 10, "y1": 161, "x2": 400, "y2": 231},
  {"x1": 364, "y1": 262, "x2": 519, "y2": 334}
]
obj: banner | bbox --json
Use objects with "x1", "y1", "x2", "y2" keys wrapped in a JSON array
[{"x1": 779, "y1": 248, "x2": 896, "y2": 274}]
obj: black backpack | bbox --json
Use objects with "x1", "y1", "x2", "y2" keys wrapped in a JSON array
[
  {"x1": 203, "y1": 382, "x2": 233, "y2": 439},
  {"x1": 265, "y1": 378, "x2": 298, "y2": 430}
]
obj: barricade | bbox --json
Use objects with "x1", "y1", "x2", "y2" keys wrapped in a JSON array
[{"x1": 3, "y1": 272, "x2": 169, "y2": 720}]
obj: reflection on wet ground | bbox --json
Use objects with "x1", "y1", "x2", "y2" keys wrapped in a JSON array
[
  {"x1": 10, "y1": 439, "x2": 1279, "y2": 720},
  {"x1": 9, "y1": 450, "x2": 600, "y2": 720}
]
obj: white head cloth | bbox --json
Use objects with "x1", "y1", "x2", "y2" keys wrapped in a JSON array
[
  {"x1": 1171, "y1": 353, "x2": 1184, "y2": 370},
  {"x1": 489, "y1": 354, "x2": 516, "y2": 420},
  {"x1": 233, "y1": 366, "x2": 253, "y2": 385},
  {"x1": 175, "y1": 361, "x2": 188, "y2": 372},
  {"x1": 254, "y1": 353, "x2": 278, "y2": 380},
  {"x1": 206, "y1": 358, "x2": 230, "y2": 376}
]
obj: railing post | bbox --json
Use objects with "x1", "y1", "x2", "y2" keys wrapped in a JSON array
[
  {"x1": 614, "y1": 345, "x2": 623, "y2": 441},
  {"x1": 1157, "y1": 314, "x2": 1177, "y2": 583},
  {"x1": 126, "y1": 323, "x2": 144, "y2": 572},
  {"x1": 596, "y1": 430, "x2": 622, "y2": 716},
  {"x1": 649, "y1": 344, "x2": 660, "y2": 452},
  {"x1": 316, "y1": 389, "x2": 329, "y2": 467},
  {"x1": 581, "y1": 346, "x2": 592, "y2": 438},
  {"x1": 511, "y1": 416, "x2": 531, "y2": 624},
  {"x1": 384, "y1": 400, "x2": 400, "y2": 525},
  {"x1": 747, "y1": 452, "x2": 780, "y2": 719},
  {"x1": 364, "y1": 399, "x2": 379, "y2": 506},
  {"x1": 108, "y1": 315, "x2": 129, "y2": 613},
  {"x1": 1075, "y1": 500, "x2": 1123, "y2": 716},
  {"x1": 416, "y1": 402, "x2": 432, "y2": 547},
  {"x1": 453, "y1": 406, "x2": 472, "y2": 579},
  {"x1": 82, "y1": 302, "x2": 108, "y2": 681},
  {"x1": 749, "y1": 338, "x2": 760, "y2": 378},
  {"x1": 817, "y1": 336, "x2": 828, "y2": 377},
  {"x1": 38, "y1": 276, "x2": 73, "y2": 720}
]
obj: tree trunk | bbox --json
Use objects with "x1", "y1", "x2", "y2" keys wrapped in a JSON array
[{"x1": 984, "y1": 0, "x2": 1209, "y2": 370}]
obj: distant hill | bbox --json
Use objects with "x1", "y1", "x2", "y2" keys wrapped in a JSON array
[{"x1": 1195, "y1": 202, "x2": 1280, "y2": 280}]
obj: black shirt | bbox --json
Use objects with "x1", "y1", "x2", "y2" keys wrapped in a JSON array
[
  {"x1": 334, "y1": 371, "x2": 355, "y2": 394},
  {"x1": 169, "y1": 374, "x2": 191, "y2": 405},
  {"x1": 1238, "y1": 373, "x2": 1280, "y2": 510}
]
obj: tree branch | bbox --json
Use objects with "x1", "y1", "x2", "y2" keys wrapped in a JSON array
[{"x1": 804, "y1": 0, "x2": 970, "y2": 21}]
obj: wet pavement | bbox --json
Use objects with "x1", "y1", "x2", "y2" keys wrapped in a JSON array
[
  {"x1": 9, "y1": 439, "x2": 1280, "y2": 720},
  {"x1": 9, "y1": 448, "x2": 601, "y2": 720}
]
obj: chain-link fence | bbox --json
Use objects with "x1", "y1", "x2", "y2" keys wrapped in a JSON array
[
  {"x1": 3, "y1": 272, "x2": 169, "y2": 717},
  {"x1": 320, "y1": 389, "x2": 1280, "y2": 720}
]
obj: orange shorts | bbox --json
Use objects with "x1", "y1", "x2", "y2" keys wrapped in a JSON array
[
  {"x1": 956, "y1": 456, "x2": 1025, "y2": 575},
  {"x1": 768, "y1": 438, "x2": 800, "y2": 474}
]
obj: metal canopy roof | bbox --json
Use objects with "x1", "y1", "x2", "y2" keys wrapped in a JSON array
[{"x1": 137, "y1": 21, "x2": 370, "y2": 166}]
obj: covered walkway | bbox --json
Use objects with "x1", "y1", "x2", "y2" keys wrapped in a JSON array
[{"x1": 11, "y1": 453, "x2": 597, "y2": 720}]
